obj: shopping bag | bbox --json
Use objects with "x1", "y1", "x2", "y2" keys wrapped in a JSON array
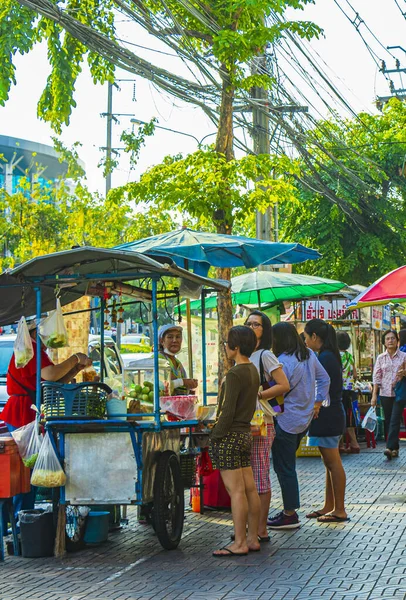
[
  {"x1": 14, "y1": 316, "x2": 34, "y2": 368},
  {"x1": 31, "y1": 432, "x2": 67, "y2": 487},
  {"x1": 11, "y1": 410, "x2": 43, "y2": 468},
  {"x1": 351, "y1": 398, "x2": 361, "y2": 427},
  {"x1": 39, "y1": 299, "x2": 69, "y2": 348},
  {"x1": 361, "y1": 406, "x2": 377, "y2": 432},
  {"x1": 250, "y1": 409, "x2": 267, "y2": 437},
  {"x1": 394, "y1": 377, "x2": 406, "y2": 403}
]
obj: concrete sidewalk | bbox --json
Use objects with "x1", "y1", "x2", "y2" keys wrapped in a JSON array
[{"x1": 1, "y1": 441, "x2": 406, "y2": 600}]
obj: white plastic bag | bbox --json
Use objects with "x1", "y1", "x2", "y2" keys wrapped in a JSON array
[
  {"x1": 11, "y1": 411, "x2": 43, "y2": 468},
  {"x1": 31, "y1": 432, "x2": 66, "y2": 487},
  {"x1": 361, "y1": 406, "x2": 377, "y2": 432},
  {"x1": 39, "y1": 299, "x2": 69, "y2": 348},
  {"x1": 14, "y1": 316, "x2": 34, "y2": 368}
]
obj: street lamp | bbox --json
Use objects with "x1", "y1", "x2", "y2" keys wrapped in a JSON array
[{"x1": 130, "y1": 118, "x2": 216, "y2": 146}]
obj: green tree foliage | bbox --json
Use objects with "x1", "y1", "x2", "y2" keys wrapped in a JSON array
[
  {"x1": 111, "y1": 147, "x2": 300, "y2": 233},
  {"x1": 0, "y1": 166, "x2": 180, "y2": 271},
  {"x1": 280, "y1": 99, "x2": 406, "y2": 285}
]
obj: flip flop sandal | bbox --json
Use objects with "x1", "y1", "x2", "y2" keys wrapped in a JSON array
[
  {"x1": 212, "y1": 547, "x2": 248, "y2": 557},
  {"x1": 317, "y1": 514, "x2": 350, "y2": 523},
  {"x1": 306, "y1": 510, "x2": 324, "y2": 519},
  {"x1": 231, "y1": 534, "x2": 270, "y2": 542},
  {"x1": 249, "y1": 547, "x2": 261, "y2": 552}
]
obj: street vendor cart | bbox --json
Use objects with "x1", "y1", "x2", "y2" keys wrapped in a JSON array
[{"x1": 0, "y1": 247, "x2": 229, "y2": 552}]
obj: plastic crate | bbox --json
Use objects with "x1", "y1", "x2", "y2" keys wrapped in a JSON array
[
  {"x1": 180, "y1": 453, "x2": 196, "y2": 489},
  {"x1": 296, "y1": 437, "x2": 321, "y2": 458},
  {"x1": 42, "y1": 382, "x2": 111, "y2": 418}
]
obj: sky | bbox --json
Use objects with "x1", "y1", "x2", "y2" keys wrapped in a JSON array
[{"x1": 1, "y1": 0, "x2": 405, "y2": 194}]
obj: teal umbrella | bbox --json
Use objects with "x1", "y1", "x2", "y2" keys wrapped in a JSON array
[
  {"x1": 180, "y1": 271, "x2": 346, "y2": 311},
  {"x1": 115, "y1": 228, "x2": 321, "y2": 276}
]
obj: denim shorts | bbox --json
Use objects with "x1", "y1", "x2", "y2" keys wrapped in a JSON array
[{"x1": 307, "y1": 435, "x2": 340, "y2": 449}]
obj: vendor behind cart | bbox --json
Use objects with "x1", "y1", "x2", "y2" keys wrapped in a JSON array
[
  {"x1": 1, "y1": 319, "x2": 92, "y2": 528},
  {"x1": 158, "y1": 324, "x2": 197, "y2": 395}
]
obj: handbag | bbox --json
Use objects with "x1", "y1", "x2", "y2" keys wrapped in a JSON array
[
  {"x1": 258, "y1": 350, "x2": 284, "y2": 418},
  {"x1": 394, "y1": 377, "x2": 406, "y2": 403}
]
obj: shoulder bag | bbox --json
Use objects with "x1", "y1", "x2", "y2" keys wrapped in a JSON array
[{"x1": 258, "y1": 350, "x2": 285, "y2": 418}]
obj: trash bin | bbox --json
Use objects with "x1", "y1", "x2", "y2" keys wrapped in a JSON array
[
  {"x1": 84, "y1": 511, "x2": 110, "y2": 544},
  {"x1": 19, "y1": 509, "x2": 55, "y2": 558}
]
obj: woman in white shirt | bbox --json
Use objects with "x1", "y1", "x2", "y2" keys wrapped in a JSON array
[{"x1": 244, "y1": 311, "x2": 290, "y2": 541}]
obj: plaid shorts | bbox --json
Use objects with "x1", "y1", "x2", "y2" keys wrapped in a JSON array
[
  {"x1": 251, "y1": 423, "x2": 275, "y2": 494},
  {"x1": 209, "y1": 431, "x2": 252, "y2": 471}
]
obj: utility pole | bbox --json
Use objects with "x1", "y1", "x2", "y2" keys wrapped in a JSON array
[
  {"x1": 251, "y1": 55, "x2": 272, "y2": 243},
  {"x1": 105, "y1": 82, "x2": 113, "y2": 197},
  {"x1": 377, "y1": 47, "x2": 406, "y2": 108}
]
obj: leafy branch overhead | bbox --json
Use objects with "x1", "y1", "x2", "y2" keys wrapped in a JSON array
[{"x1": 110, "y1": 147, "x2": 301, "y2": 232}]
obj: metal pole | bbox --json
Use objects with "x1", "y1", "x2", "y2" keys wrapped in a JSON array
[
  {"x1": 184, "y1": 259, "x2": 193, "y2": 378},
  {"x1": 106, "y1": 82, "x2": 113, "y2": 196},
  {"x1": 35, "y1": 287, "x2": 42, "y2": 411},
  {"x1": 201, "y1": 292, "x2": 207, "y2": 406},
  {"x1": 100, "y1": 298, "x2": 105, "y2": 383},
  {"x1": 151, "y1": 279, "x2": 160, "y2": 425}
]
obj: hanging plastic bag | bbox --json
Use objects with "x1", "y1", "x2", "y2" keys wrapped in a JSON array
[
  {"x1": 11, "y1": 409, "x2": 43, "y2": 468},
  {"x1": 39, "y1": 299, "x2": 69, "y2": 348},
  {"x1": 14, "y1": 316, "x2": 34, "y2": 368},
  {"x1": 361, "y1": 406, "x2": 377, "y2": 432},
  {"x1": 31, "y1": 431, "x2": 66, "y2": 487}
]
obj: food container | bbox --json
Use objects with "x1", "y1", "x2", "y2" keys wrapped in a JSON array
[{"x1": 160, "y1": 395, "x2": 198, "y2": 420}]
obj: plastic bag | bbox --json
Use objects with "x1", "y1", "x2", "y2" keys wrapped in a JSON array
[
  {"x1": 39, "y1": 299, "x2": 69, "y2": 348},
  {"x1": 14, "y1": 316, "x2": 34, "y2": 368},
  {"x1": 361, "y1": 406, "x2": 377, "y2": 432},
  {"x1": 160, "y1": 395, "x2": 198, "y2": 419},
  {"x1": 11, "y1": 413, "x2": 43, "y2": 468},
  {"x1": 31, "y1": 431, "x2": 66, "y2": 487},
  {"x1": 251, "y1": 409, "x2": 267, "y2": 437}
]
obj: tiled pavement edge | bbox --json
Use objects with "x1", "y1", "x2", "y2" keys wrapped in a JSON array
[{"x1": 1, "y1": 441, "x2": 405, "y2": 600}]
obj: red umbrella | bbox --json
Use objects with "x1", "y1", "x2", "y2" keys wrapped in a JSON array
[{"x1": 347, "y1": 266, "x2": 406, "y2": 309}]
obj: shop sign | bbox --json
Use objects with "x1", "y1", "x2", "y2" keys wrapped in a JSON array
[
  {"x1": 303, "y1": 300, "x2": 359, "y2": 321},
  {"x1": 371, "y1": 305, "x2": 391, "y2": 331}
]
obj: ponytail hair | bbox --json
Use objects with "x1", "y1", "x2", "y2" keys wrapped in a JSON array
[{"x1": 304, "y1": 318, "x2": 341, "y2": 365}]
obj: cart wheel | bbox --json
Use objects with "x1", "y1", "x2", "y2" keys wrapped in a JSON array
[{"x1": 153, "y1": 450, "x2": 184, "y2": 550}]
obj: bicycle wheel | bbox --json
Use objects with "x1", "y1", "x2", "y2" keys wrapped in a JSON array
[{"x1": 153, "y1": 451, "x2": 184, "y2": 550}]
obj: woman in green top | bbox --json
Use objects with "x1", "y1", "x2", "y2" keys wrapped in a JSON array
[
  {"x1": 210, "y1": 325, "x2": 261, "y2": 557},
  {"x1": 158, "y1": 324, "x2": 198, "y2": 395}
]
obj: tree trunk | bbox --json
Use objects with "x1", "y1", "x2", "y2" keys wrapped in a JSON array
[
  {"x1": 215, "y1": 64, "x2": 235, "y2": 160},
  {"x1": 214, "y1": 65, "x2": 236, "y2": 388}
]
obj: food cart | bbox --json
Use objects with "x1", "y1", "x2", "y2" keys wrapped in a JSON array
[{"x1": 0, "y1": 247, "x2": 229, "y2": 551}]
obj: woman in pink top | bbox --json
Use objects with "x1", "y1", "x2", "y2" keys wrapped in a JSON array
[{"x1": 372, "y1": 330, "x2": 406, "y2": 460}]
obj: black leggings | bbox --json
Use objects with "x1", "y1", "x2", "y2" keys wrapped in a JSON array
[{"x1": 380, "y1": 396, "x2": 406, "y2": 451}]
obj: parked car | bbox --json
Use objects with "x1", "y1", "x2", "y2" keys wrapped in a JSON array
[{"x1": 120, "y1": 334, "x2": 152, "y2": 368}]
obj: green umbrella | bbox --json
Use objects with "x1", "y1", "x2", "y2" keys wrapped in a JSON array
[{"x1": 181, "y1": 271, "x2": 346, "y2": 311}]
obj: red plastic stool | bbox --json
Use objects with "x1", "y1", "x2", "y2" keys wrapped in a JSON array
[{"x1": 365, "y1": 430, "x2": 376, "y2": 448}]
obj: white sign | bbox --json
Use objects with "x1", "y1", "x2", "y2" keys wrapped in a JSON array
[
  {"x1": 303, "y1": 300, "x2": 359, "y2": 321},
  {"x1": 371, "y1": 305, "x2": 391, "y2": 331}
]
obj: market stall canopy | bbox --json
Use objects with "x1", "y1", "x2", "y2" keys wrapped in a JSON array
[
  {"x1": 0, "y1": 247, "x2": 230, "y2": 326},
  {"x1": 347, "y1": 266, "x2": 406, "y2": 310},
  {"x1": 179, "y1": 271, "x2": 346, "y2": 311},
  {"x1": 115, "y1": 228, "x2": 321, "y2": 276}
]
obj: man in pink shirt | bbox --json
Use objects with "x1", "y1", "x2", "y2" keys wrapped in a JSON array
[{"x1": 372, "y1": 330, "x2": 406, "y2": 460}]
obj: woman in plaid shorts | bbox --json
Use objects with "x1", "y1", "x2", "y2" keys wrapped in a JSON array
[
  {"x1": 210, "y1": 326, "x2": 261, "y2": 557},
  {"x1": 244, "y1": 311, "x2": 290, "y2": 541}
]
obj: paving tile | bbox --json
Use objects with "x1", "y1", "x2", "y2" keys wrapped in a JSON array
[{"x1": 2, "y1": 441, "x2": 406, "y2": 600}]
